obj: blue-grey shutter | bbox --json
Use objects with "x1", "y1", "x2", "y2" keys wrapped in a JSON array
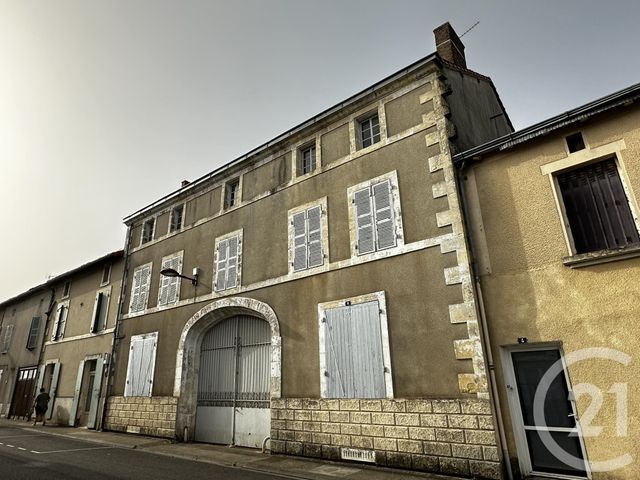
[
  {"x1": 372, "y1": 180, "x2": 396, "y2": 250},
  {"x1": 325, "y1": 301, "x2": 385, "y2": 398},
  {"x1": 27, "y1": 317, "x2": 40, "y2": 348},
  {"x1": 292, "y1": 211, "x2": 308, "y2": 271},
  {"x1": 354, "y1": 187, "x2": 375, "y2": 255},
  {"x1": 87, "y1": 357, "x2": 104, "y2": 428},
  {"x1": 226, "y1": 236, "x2": 239, "y2": 289},
  {"x1": 215, "y1": 239, "x2": 228, "y2": 291},
  {"x1": 307, "y1": 206, "x2": 323, "y2": 268},
  {"x1": 69, "y1": 360, "x2": 85, "y2": 426}
]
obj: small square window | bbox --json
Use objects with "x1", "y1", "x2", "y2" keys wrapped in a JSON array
[
  {"x1": 169, "y1": 204, "x2": 184, "y2": 233},
  {"x1": 141, "y1": 218, "x2": 155, "y2": 244},
  {"x1": 225, "y1": 179, "x2": 240, "y2": 208},
  {"x1": 299, "y1": 145, "x2": 317, "y2": 176},
  {"x1": 359, "y1": 113, "x2": 381, "y2": 149},
  {"x1": 566, "y1": 132, "x2": 586, "y2": 153},
  {"x1": 557, "y1": 158, "x2": 640, "y2": 254},
  {"x1": 62, "y1": 281, "x2": 71, "y2": 298}
]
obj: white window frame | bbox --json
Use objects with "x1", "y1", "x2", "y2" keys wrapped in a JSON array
[
  {"x1": 357, "y1": 111, "x2": 381, "y2": 149},
  {"x1": 128, "y1": 262, "x2": 153, "y2": 314},
  {"x1": 540, "y1": 139, "x2": 640, "y2": 256},
  {"x1": 157, "y1": 250, "x2": 184, "y2": 307},
  {"x1": 318, "y1": 291, "x2": 393, "y2": 399},
  {"x1": 61, "y1": 281, "x2": 71, "y2": 299},
  {"x1": 298, "y1": 143, "x2": 317, "y2": 176},
  {"x1": 168, "y1": 203, "x2": 185, "y2": 234},
  {"x1": 90, "y1": 286, "x2": 112, "y2": 333},
  {"x1": 222, "y1": 177, "x2": 243, "y2": 210},
  {"x1": 347, "y1": 170, "x2": 404, "y2": 258},
  {"x1": 288, "y1": 198, "x2": 329, "y2": 275},
  {"x1": 213, "y1": 229, "x2": 243, "y2": 293},
  {"x1": 140, "y1": 217, "x2": 156, "y2": 245},
  {"x1": 51, "y1": 300, "x2": 70, "y2": 342},
  {"x1": 100, "y1": 263, "x2": 112, "y2": 287},
  {"x1": 124, "y1": 331, "x2": 158, "y2": 397}
]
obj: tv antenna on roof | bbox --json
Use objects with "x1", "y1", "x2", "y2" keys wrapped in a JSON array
[{"x1": 459, "y1": 21, "x2": 480, "y2": 38}]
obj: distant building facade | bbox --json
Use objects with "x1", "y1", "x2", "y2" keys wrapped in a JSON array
[
  {"x1": 103, "y1": 24, "x2": 512, "y2": 479},
  {"x1": 456, "y1": 84, "x2": 640, "y2": 479},
  {"x1": 0, "y1": 251, "x2": 123, "y2": 429}
]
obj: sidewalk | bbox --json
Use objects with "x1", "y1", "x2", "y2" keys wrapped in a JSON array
[{"x1": 0, "y1": 418, "x2": 463, "y2": 480}]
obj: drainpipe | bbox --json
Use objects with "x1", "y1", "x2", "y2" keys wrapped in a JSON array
[
  {"x1": 101, "y1": 226, "x2": 133, "y2": 431},
  {"x1": 457, "y1": 160, "x2": 514, "y2": 480},
  {"x1": 30, "y1": 287, "x2": 56, "y2": 421}
]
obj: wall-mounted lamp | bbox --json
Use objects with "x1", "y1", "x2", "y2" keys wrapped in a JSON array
[{"x1": 160, "y1": 267, "x2": 199, "y2": 286}]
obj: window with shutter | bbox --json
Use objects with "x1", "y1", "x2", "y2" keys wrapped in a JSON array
[
  {"x1": 557, "y1": 158, "x2": 640, "y2": 254},
  {"x1": 351, "y1": 176, "x2": 400, "y2": 256},
  {"x1": 214, "y1": 231, "x2": 242, "y2": 292},
  {"x1": 158, "y1": 252, "x2": 183, "y2": 306},
  {"x1": 129, "y1": 263, "x2": 152, "y2": 313},
  {"x1": 91, "y1": 289, "x2": 110, "y2": 333},
  {"x1": 26, "y1": 317, "x2": 40, "y2": 349},
  {"x1": 319, "y1": 292, "x2": 392, "y2": 399},
  {"x1": 290, "y1": 203, "x2": 326, "y2": 272},
  {"x1": 0, "y1": 325, "x2": 14, "y2": 353},
  {"x1": 51, "y1": 303, "x2": 68, "y2": 341},
  {"x1": 124, "y1": 332, "x2": 158, "y2": 397}
]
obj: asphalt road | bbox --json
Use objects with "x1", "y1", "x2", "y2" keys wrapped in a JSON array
[{"x1": 0, "y1": 425, "x2": 294, "y2": 480}]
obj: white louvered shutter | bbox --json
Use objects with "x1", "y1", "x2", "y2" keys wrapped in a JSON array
[
  {"x1": 226, "y1": 236, "x2": 239, "y2": 289},
  {"x1": 129, "y1": 268, "x2": 143, "y2": 313},
  {"x1": 165, "y1": 254, "x2": 182, "y2": 304},
  {"x1": 354, "y1": 187, "x2": 375, "y2": 255},
  {"x1": 58, "y1": 305, "x2": 68, "y2": 339},
  {"x1": 158, "y1": 260, "x2": 172, "y2": 306},
  {"x1": 51, "y1": 305, "x2": 62, "y2": 341},
  {"x1": 292, "y1": 211, "x2": 307, "y2": 271},
  {"x1": 307, "y1": 206, "x2": 323, "y2": 268},
  {"x1": 1, "y1": 325, "x2": 13, "y2": 353},
  {"x1": 51, "y1": 305, "x2": 66, "y2": 341},
  {"x1": 137, "y1": 265, "x2": 152, "y2": 311},
  {"x1": 372, "y1": 180, "x2": 396, "y2": 250},
  {"x1": 215, "y1": 239, "x2": 228, "y2": 291}
]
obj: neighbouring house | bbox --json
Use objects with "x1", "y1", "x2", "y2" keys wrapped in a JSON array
[
  {"x1": 455, "y1": 83, "x2": 640, "y2": 479},
  {"x1": 0, "y1": 251, "x2": 123, "y2": 429},
  {"x1": 103, "y1": 23, "x2": 513, "y2": 478}
]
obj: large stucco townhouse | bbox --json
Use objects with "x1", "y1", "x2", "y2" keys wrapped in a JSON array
[
  {"x1": 456, "y1": 84, "x2": 640, "y2": 479},
  {"x1": 0, "y1": 251, "x2": 123, "y2": 430},
  {"x1": 104, "y1": 24, "x2": 513, "y2": 478}
]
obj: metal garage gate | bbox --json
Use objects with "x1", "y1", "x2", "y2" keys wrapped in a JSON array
[{"x1": 195, "y1": 315, "x2": 271, "y2": 448}]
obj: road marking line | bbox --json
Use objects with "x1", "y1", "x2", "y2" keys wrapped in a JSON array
[
  {"x1": 0, "y1": 434, "x2": 47, "y2": 439},
  {"x1": 31, "y1": 450, "x2": 41, "y2": 454},
  {"x1": 6, "y1": 444, "x2": 14, "y2": 448},
  {"x1": 17, "y1": 447, "x2": 26, "y2": 451},
  {"x1": 33, "y1": 446, "x2": 117, "y2": 455}
]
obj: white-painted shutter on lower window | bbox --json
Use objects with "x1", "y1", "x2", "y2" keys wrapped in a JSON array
[
  {"x1": 215, "y1": 239, "x2": 228, "y2": 291},
  {"x1": 372, "y1": 180, "x2": 396, "y2": 250},
  {"x1": 226, "y1": 236, "x2": 239, "y2": 289},
  {"x1": 292, "y1": 211, "x2": 308, "y2": 271},
  {"x1": 125, "y1": 333, "x2": 158, "y2": 397},
  {"x1": 307, "y1": 206, "x2": 323, "y2": 268},
  {"x1": 354, "y1": 187, "x2": 375, "y2": 255}
]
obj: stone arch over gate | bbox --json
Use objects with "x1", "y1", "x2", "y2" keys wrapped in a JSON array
[{"x1": 174, "y1": 297, "x2": 281, "y2": 441}]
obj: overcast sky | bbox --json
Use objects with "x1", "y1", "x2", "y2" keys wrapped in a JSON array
[{"x1": 1, "y1": 0, "x2": 639, "y2": 300}]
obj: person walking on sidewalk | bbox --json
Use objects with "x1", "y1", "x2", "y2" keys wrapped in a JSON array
[{"x1": 33, "y1": 388, "x2": 50, "y2": 426}]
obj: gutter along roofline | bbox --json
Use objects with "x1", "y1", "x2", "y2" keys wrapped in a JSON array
[
  {"x1": 454, "y1": 81, "x2": 640, "y2": 165},
  {"x1": 122, "y1": 52, "x2": 440, "y2": 224},
  {"x1": 0, "y1": 250, "x2": 124, "y2": 307}
]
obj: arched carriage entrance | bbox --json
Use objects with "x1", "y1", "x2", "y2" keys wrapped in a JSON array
[
  {"x1": 174, "y1": 297, "x2": 281, "y2": 448},
  {"x1": 196, "y1": 314, "x2": 271, "y2": 446}
]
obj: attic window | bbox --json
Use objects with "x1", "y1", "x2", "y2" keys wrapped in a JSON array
[
  {"x1": 566, "y1": 132, "x2": 586, "y2": 153},
  {"x1": 225, "y1": 179, "x2": 240, "y2": 209},
  {"x1": 141, "y1": 218, "x2": 155, "y2": 244}
]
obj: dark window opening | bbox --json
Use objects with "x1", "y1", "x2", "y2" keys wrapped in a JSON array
[
  {"x1": 62, "y1": 281, "x2": 71, "y2": 298},
  {"x1": 101, "y1": 264, "x2": 111, "y2": 285},
  {"x1": 299, "y1": 145, "x2": 316, "y2": 175},
  {"x1": 141, "y1": 218, "x2": 155, "y2": 244},
  {"x1": 558, "y1": 158, "x2": 640, "y2": 254},
  {"x1": 169, "y1": 204, "x2": 184, "y2": 233},
  {"x1": 359, "y1": 114, "x2": 381, "y2": 149},
  {"x1": 225, "y1": 179, "x2": 240, "y2": 208},
  {"x1": 566, "y1": 132, "x2": 586, "y2": 153}
]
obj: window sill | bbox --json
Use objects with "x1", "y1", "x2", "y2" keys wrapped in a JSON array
[{"x1": 563, "y1": 244, "x2": 640, "y2": 268}]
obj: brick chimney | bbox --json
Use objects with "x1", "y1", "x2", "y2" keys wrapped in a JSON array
[{"x1": 434, "y1": 22, "x2": 466, "y2": 69}]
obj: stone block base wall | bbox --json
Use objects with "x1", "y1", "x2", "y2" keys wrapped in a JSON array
[
  {"x1": 104, "y1": 396, "x2": 177, "y2": 438},
  {"x1": 271, "y1": 398, "x2": 501, "y2": 479}
]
